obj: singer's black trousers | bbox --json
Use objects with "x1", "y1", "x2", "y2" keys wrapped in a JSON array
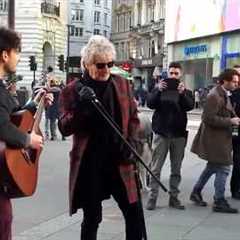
[{"x1": 80, "y1": 173, "x2": 143, "y2": 240}]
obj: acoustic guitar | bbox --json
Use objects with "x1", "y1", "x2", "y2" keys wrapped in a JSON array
[{"x1": 0, "y1": 94, "x2": 45, "y2": 198}]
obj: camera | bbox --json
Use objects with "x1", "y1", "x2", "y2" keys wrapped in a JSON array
[{"x1": 164, "y1": 78, "x2": 180, "y2": 90}]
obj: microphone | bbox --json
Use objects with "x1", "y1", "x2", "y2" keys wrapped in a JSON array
[{"x1": 75, "y1": 80, "x2": 97, "y2": 102}]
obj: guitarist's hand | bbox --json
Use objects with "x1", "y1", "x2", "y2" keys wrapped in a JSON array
[{"x1": 30, "y1": 132, "x2": 44, "y2": 149}]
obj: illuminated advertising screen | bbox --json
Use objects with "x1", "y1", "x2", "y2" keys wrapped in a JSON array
[{"x1": 165, "y1": 0, "x2": 240, "y2": 43}]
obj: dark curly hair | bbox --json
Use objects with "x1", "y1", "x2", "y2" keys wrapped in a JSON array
[
  {"x1": 218, "y1": 68, "x2": 240, "y2": 84},
  {"x1": 169, "y1": 61, "x2": 182, "y2": 70},
  {"x1": 0, "y1": 27, "x2": 21, "y2": 53}
]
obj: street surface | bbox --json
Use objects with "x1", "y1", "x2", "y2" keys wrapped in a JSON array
[{"x1": 12, "y1": 110, "x2": 240, "y2": 240}]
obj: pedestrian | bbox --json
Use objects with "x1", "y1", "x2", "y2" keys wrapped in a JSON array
[
  {"x1": 0, "y1": 27, "x2": 53, "y2": 240},
  {"x1": 145, "y1": 61, "x2": 194, "y2": 210},
  {"x1": 44, "y1": 66, "x2": 54, "y2": 139},
  {"x1": 58, "y1": 35, "x2": 146, "y2": 240},
  {"x1": 194, "y1": 89, "x2": 200, "y2": 109},
  {"x1": 230, "y1": 65, "x2": 240, "y2": 199},
  {"x1": 45, "y1": 78, "x2": 61, "y2": 140},
  {"x1": 190, "y1": 68, "x2": 240, "y2": 213}
]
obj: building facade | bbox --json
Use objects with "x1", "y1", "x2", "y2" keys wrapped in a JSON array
[
  {"x1": 0, "y1": 0, "x2": 7, "y2": 26},
  {"x1": 68, "y1": 0, "x2": 112, "y2": 77},
  {"x1": 111, "y1": 0, "x2": 165, "y2": 90},
  {"x1": 166, "y1": 0, "x2": 240, "y2": 91},
  {"x1": 0, "y1": 0, "x2": 68, "y2": 89},
  {"x1": 111, "y1": 0, "x2": 134, "y2": 69}
]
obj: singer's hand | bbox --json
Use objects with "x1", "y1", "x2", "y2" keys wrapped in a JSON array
[{"x1": 78, "y1": 86, "x2": 96, "y2": 102}]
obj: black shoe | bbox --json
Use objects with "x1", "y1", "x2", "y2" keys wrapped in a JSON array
[
  {"x1": 146, "y1": 198, "x2": 157, "y2": 210},
  {"x1": 62, "y1": 136, "x2": 66, "y2": 141},
  {"x1": 213, "y1": 199, "x2": 238, "y2": 214},
  {"x1": 190, "y1": 191, "x2": 207, "y2": 207},
  {"x1": 169, "y1": 196, "x2": 185, "y2": 210},
  {"x1": 232, "y1": 192, "x2": 240, "y2": 200}
]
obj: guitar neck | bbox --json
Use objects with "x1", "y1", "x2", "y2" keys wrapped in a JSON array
[{"x1": 33, "y1": 95, "x2": 45, "y2": 131}]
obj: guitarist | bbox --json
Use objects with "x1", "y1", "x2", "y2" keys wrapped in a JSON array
[{"x1": 0, "y1": 27, "x2": 53, "y2": 240}]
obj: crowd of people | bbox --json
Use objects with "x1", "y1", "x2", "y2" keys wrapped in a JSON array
[{"x1": 1, "y1": 27, "x2": 240, "y2": 240}]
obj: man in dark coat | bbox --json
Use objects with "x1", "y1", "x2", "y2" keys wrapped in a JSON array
[
  {"x1": 230, "y1": 65, "x2": 240, "y2": 199},
  {"x1": 190, "y1": 69, "x2": 240, "y2": 213},
  {"x1": 58, "y1": 35, "x2": 145, "y2": 240},
  {"x1": 146, "y1": 62, "x2": 194, "y2": 210},
  {"x1": 0, "y1": 28, "x2": 52, "y2": 240}
]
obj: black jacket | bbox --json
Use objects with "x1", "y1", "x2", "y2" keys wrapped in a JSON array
[
  {"x1": 0, "y1": 80, "x2": 35, "y2": 148},
  {"x1": 230, "y1": 88, "x2": 240, "y2": 139},
  {"x1": 147, "y1": 87, "x2": 194, "y2": 137}
]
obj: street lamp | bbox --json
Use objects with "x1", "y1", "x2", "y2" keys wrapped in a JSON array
[
  {"x1": 66, "y1": 24, "x2": 74, "y2": 81},
  {"x1": 8, "y1": 0, "x2": 15, "y2": 29}
]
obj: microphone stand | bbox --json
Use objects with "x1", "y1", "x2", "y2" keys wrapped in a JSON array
[{"x1": 91, "y1": 98, "x2": 169, "y2": 193}]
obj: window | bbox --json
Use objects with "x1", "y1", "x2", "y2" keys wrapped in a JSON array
[
  {"x1": 94, "y1": 29, "x2": 100, "y2": 35},
  {"x1": 75, "y1": 27, "x2": 83, "y2": 37},
  {"x1": 80, "y1": 0, "x2": 84, "y2": 2},
  {"x1": 115, "y1": 43, "x2": 119, "y2": 59},
  {"x1": 94, "y1": 0, "x2": 100, "y2": 5},
  {"x1": 103, "y1": 30, "x2": 107, "y2": 37},
  {"x1": 104, "y1": 0, "x2": 108, "y2": 8},
  {"x1": 94, "y1": 11, "x2": 100, "y2": 23},
  {"x1": 72, "y1": 9, "x2": 84, "y2": 21},
  {"x1": 147, "y1": 4, "x2": 154, "y2": 23},
  {"x1": 104, "y1": 13, "x2": 107, "y2": 25},
  {"x1": 116, "y1": 15, "x2": 120, "y2": 32},
  {"x1": 0, "y1": 0, "x2": 7, "y2": 11},
  {"x1": 70, "y1": 27, "x2": 84, "y2": 37},
  {"x1": 70, "y1": 26, "x2": 75, "y2": 36},
  {"x1": 120, "y1": 42, "x2": 125, "y2": 60}
]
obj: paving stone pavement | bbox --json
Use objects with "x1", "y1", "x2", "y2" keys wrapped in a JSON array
[{"x1": 13, "y1": 114, "x2": 240, "y2": 240}]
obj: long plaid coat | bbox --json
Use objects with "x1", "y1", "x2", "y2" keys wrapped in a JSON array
[{"x1": 58, "y1": 74, "x2": 140, "y2": 215}]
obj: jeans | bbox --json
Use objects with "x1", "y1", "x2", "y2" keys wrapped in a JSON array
[
  {"x1": 80, "y1": 174, "x2": 143, "y2": 240},
  {"x1": 193, "y1": 163, "x2": 230, "y2": 200},
  {"x1": 148, "y1": 134, "x2": 186, "y2": 200},
  {"x1": 45, "y1": 115, "x2": 57, "y2": 139},
  {"x1": 0, "y1": 195, "x2": 12, "y2": 240}
]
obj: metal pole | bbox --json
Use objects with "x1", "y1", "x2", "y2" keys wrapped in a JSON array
[
  {"x1": 66, "y1": 25, "x2": 70, "y2": 82},
  {"x1": 33, "y1": 70, "x2": 36, "y2": 86},
  {"x1": 8, "y1": 0, "x2": 15, "y2": 29}
]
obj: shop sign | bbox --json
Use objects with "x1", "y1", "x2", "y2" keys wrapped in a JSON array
[
  {"x1": 184, "y1": 44, "x2": 207, "y2": 56},
  {"x1": 142, "y1": 59, "x2": 152, "y2": 65}
]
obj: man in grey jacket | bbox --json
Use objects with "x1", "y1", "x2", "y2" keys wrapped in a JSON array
[{"x1": 191, "y1": 68, "x2": 240, "y2": 213}]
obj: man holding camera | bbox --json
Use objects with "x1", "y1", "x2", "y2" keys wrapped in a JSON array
[{"x1": 146, "y1": 62, "x2": 194, "y2": 210}]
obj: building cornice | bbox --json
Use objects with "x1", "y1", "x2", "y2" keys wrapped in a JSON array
[{"x1": 114, "y1": 3, "x2": 133, "y2": 13}]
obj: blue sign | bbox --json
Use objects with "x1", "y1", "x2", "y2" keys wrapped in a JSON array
[{"x1": 184, "y1": 45, "x2": 207, "y2": 56}]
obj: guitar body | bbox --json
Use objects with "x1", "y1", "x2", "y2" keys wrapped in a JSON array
[{"x1": 0, "y1": 109, "x2": 43, "y2": 198}]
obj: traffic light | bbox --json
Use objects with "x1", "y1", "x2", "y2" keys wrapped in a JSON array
[
  {"x1": 64, "y1": 61, "x2": 69, "y2": 72},
  {"x1": 29, "y1": 56, "x2": 37, "y2": 71},
  {"x1": 58, "y1": 54, "x2": 64, "y2": 71}
]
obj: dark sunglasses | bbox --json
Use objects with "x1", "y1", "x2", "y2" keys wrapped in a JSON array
[
  {"x1": 95, "y1": 61, "x2": 114, "y2": 69},
  {"x1": 169, "y1": 71, "x2": 180, "y2": 76}
]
